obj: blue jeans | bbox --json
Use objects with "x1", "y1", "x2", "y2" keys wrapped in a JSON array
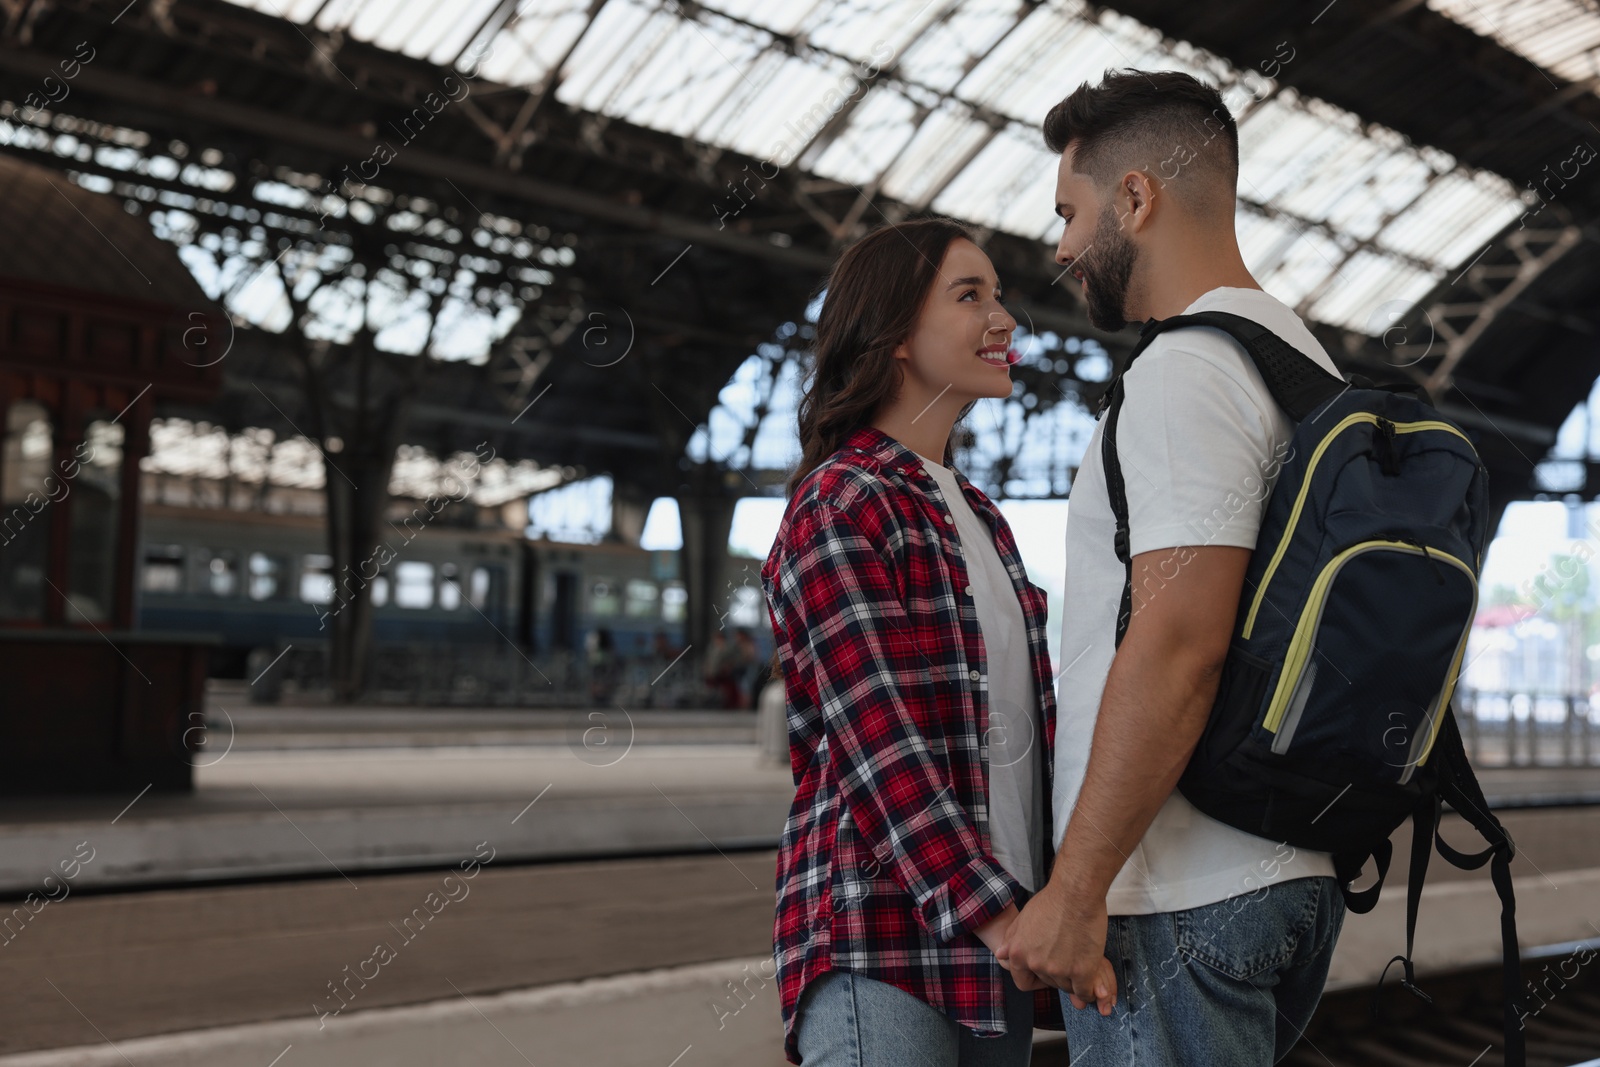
[
  {"x1": 1059, "y1": 875, "x2": 1345, "y2": 1066},
  {"x1": 795, "y1": 968, "x2": 1034, "y2": 1066}
]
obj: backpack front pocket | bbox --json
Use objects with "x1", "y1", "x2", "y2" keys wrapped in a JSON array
[{"x1": 1261, "y1": 539, "x2": 1476, "y2": 784}]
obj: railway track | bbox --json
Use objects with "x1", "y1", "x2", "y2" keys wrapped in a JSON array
[
  {"x1": 1027, "y1": 938, "x2": 1600, "y2": 1067},
  {"x1": 1284, "y1": 939, "x2": 1600, "y2": 1067}
]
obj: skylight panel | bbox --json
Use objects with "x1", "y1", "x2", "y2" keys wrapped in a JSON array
[
  {"x1": 213, "y1": 0, "x2": 1536, "y2": 340},
  {"x1": 1429, "y1": 0, "x2": 1600, "y2": 84},
  {"x1": 1307, "y1": 250, "x2": 1440, "y2": 331},
  {"x1": 809, "y1": 86, "x2": 921, "y2": 184},
  {"x1": 1374, "y1": 169, "x2": 1525, "y2": 266},
  {"x1": 1316, "y1": 147, "x2": 1439, "y2": 243},
  {"x1": 1237, "y1": 98, "x2": 1361, "y2": 207},
  {"x1": 1237, "y1": 210, "x2": 1347, "y2": 311},
  {"x1": 894, "y1": 0, "x2": 1028, "y2": 94},
  {"x1": 930, "y1": 126, "x2": 1061, "y2": 237},
  {"x1": 476, "y1": 1, "x2": 613, "y2": 88},
  {"x1": 803, "y1": 0, "x2": 949, "y2": 69},
  {"x1": 556, "y1": 4, "x2": 704, "y2": 118},
  {"x1": 708, "y1": 53, "x2": 863, "y2": 161},
  {"x1": 349, "y1": 0, "x2": 439, "y2": 54},
  {"x1": 582, "y1": 15, "x2": 767, "y2": 133},
  {"x1": 705, "y1": 0, "x2": 825, "y2": 37},
  {"x1": 878, "y1": 102, "x2": 994, "y2": 207},
  {"x1": 959, "y1": 3, "x2": 1085, "y2": 121}
]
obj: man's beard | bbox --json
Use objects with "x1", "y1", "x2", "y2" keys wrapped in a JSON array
[{"x1": 1079, "y1": 203, "x2": 1137, "y2": 331}]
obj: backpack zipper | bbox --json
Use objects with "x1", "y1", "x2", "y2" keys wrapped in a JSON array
[
  {"x1": 1262, "y1": 540, "x2": 1477, "y2": 773},
  {"x1": 1241, "y1": 415, "x2": 1476, "y2": 640}
]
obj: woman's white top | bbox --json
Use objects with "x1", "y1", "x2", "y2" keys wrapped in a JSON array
[{"x1": 921, "y1": 457, "x2": 1046, "y2": 893}]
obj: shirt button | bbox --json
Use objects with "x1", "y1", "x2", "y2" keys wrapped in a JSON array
[
  {"x1": 943, "y1": 513, "x2": 954, "y2": 523},
  {"x1": 969, "y1": 670, "x2": 981, "y2": 682},
  {"x1": 964, "y1": 585, "x2": 973, "y2": 596}
]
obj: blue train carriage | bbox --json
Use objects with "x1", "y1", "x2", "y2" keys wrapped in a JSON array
[{"x1": 135, "y1": 504, "x2": 694, "y2": 685}]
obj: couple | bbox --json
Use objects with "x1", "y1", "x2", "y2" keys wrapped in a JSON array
[{"x1": 761, "y1": 70, "x2": 1348, "y2": 1066}]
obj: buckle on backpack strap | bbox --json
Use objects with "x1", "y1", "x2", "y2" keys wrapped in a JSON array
[
  {"x1": 1113, "y1": 527, "x2": 1130, "y2": 560},
  {"x1": 1378, "y1": 953, "x2": 1434, "y2": 1005}
]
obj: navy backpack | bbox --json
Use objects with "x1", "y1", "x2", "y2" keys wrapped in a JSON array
[{"x1": 1098, "y1": 311, "x2": 1524, "y2": 1066}]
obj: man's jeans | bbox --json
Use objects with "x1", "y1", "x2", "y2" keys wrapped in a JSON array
[
  {"x1": 795, "y1": 967, "x2": 1035, "y2": 1067},
  {"x1": 1059, "y1": 874, "x2": 1345, "y2": 1066}
]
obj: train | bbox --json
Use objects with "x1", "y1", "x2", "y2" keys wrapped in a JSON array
[{"x1": 136, "y1": 503, "x2": 710, "y2": 679}]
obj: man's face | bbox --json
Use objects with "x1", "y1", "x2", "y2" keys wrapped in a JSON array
[{"x1": 1054, "y1": 146, "x2": 1138, "y2": 331}]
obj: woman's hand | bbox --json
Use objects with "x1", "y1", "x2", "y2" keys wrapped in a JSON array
[{"x1": 972, "y1": 902, "x2": 1019, "y2": 955}]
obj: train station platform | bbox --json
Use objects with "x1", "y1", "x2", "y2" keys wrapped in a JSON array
[
  {"x1": 2, "y1": 700, "x2": 1598, "y2": 1065},
  {"x1": 1, "y1": 822, "x2": 1598, "y2": 1066},
  {"x1": 1, "y1": 699, "x2": 1598, "y2": 894}
]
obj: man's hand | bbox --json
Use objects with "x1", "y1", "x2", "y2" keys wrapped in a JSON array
[
  {"x1": 974, "y1": 903, "x2": 1045, "y2": 990},
  {"x1": 996, "y1": 881, "x2": 1117, "y2": 1014}
]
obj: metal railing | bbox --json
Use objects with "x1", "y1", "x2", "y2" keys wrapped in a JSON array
[{"x1": 1456, "y1": 689, "x2": 1600, "y2": 767}]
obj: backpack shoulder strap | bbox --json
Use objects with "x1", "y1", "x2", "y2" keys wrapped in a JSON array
[
  {"x1": 1096, "y1": 312, "x2": 1346, "y2": 648},
  {"x1": 1431, "y1": 707, "x2": 1526, "y2": 1067},
  {"x1": 1374, "y1": 792, "x2": 1440, "y2": 1012}
]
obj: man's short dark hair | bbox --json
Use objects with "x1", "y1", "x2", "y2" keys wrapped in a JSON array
[{"x1": 1043, "y1": 69, "x2": 1238, "y2": 217}]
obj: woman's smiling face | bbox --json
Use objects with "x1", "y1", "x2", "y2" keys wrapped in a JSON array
[{"x1": 892, "y1": 237, "x2": 1017, "y2": 406}]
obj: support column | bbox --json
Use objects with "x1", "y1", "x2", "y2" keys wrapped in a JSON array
[
  {"x1": 608, "y1": 478, "x2": 654, "y2": 547},
  {"x1": 675, "y1": 488, "x2": 738, "y2": 661}
]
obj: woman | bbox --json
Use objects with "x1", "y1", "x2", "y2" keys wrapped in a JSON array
[{"x1": 760, "y1": 218, "x2": 1065, "y2": 1066}]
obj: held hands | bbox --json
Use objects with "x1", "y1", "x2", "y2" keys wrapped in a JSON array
[
  {"x1": 993, "y1": 881, "x2": 1118, "y2": 1015},
  {"x1": 973, "y1": 903, "x2": 1045, "y2": 992}
]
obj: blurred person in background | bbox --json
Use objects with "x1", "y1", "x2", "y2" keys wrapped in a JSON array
[
  {"x1": 584, "y1": 625, "x2": 617, "y2": 706},
  {"x1": 732, "y1": 628, "x2": 761, "y2": 710}
]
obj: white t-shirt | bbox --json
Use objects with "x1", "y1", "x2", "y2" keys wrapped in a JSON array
[
  {"x1": 921, "y1": 457, "x2": 1046, "y2": 893},
  {"x1": 1053, "y1": 286, "x2": 1339, "y2": 915}
]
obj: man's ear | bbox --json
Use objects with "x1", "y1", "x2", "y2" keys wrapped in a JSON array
[{"x1": 1120, "y1": 170, "x2": 1157, "y2": 234}]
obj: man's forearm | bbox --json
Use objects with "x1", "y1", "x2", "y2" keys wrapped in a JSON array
[{"x1": 1050, "y1": 633, "x2": 1224, "y2": 900}]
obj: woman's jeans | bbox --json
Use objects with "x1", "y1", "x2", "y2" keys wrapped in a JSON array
[
  {"x1": 1058, "y1": 874, "x2": 1346, "y2": 1066},
  {"x1": 795, "y1": 967, "x2": 1035, "y2": 1066}
]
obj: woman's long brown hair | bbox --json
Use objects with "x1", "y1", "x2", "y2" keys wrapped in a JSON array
[
  {"x1": 785, "y1": 217, "x2": 978, "y2": 497},
  {"x1": 763, "y1": 218, "x2": 979, "y2": 683}
]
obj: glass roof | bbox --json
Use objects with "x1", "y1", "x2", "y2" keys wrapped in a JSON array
[
  {"x1": 1429, "y1": 0, "x2": 1600, "y2": 84},
  {"x1": 222, "y1": 0, "x2": 1531, "y2": 335}
]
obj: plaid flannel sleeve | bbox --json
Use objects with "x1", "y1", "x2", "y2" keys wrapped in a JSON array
[{"x1": 783, "y1": 499, "x2": 1022, "y2": 942}]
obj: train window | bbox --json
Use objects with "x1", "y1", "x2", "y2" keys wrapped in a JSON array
[
  {"x1": 394, "y1": 561, "x2": 435, "y2": 609},
  {"x1": 439, "y1": 563, "x2": 462, "y2": 610},
  {"x1": 247, "y1": 552, "x2": 289, "y2": 601},
  {"x1": 66, "y1": 415, "x2": 124, "y2": 622},
  {"x1": 625, "y1": 579, "x2": 658, "y2": 618},
  {"x1": 662, "y1": 582, "x2": 687, "y2": 623},
  {"x1": 204, "y1": 551, "x2": 239, "y2": 597},
  {"x1": 142, "y1": 545, "x2": 185, "y2": 594},
  {"x1": 590, "y1": 579, "x2": 620, "y2": 617},
  {"x1": 299, "y1": 554, "x2": 334, "y2": 605},
  {"x1": 468, "y1": 565, "x2": 492, "y2": 609},
  {"x1": 371, "y1": 572, "x2": 390, "y2": 607},
  {"x1": 0, "y1": 400, "x2": 51, "y2": 621}
]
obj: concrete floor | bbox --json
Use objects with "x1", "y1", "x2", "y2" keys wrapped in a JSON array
[
  {"x1": 1, "y1": 708, "x2": 1597, "y2": 1065},
  {"x1": 1, "y1": 822, "x2": 1597, "y2": 1066},
  {"x1": 0, "y1": 850, "x2": 779, "y2": 1060}
]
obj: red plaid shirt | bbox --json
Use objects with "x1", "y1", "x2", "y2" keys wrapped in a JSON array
[{"x1": 761, "y1": 424, "x2": 1065, "y2": 1064}]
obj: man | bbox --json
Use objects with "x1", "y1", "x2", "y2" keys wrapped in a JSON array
[{"x1": 998, "y1": 70, "x2": 1347, "y2": 1065}]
